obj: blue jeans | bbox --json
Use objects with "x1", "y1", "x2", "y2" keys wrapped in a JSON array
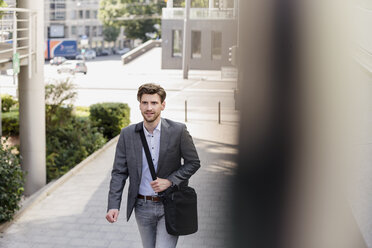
[{"x1": 135, "y1": 198, "x2": 178, "y2": 248}]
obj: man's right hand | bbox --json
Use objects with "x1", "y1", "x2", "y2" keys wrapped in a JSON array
[{"x1": 106, "y1": 209, "x2": 119, "y2": 223}]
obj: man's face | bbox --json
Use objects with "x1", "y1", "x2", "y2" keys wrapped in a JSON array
[{"x1": 139, "y1": 93, "x2": 165, "y2": 123}]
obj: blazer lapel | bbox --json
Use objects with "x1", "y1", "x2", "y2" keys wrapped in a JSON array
[
  {"x1": 134, "y1": 122, "x2": 143, "y2": 179},
  {"x1": 157, "y1": 118, "x2": 170, "y2": 174}
]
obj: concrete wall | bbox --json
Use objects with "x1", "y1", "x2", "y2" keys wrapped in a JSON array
[{"x1": 161, "y1": 19, "x2": 237, "y2": 70}]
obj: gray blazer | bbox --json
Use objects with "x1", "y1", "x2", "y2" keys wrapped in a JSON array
[{"x1": 107, "y1": 118, "x2": 201, "y2": 221}]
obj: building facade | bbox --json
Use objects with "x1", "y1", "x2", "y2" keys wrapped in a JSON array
[
  {"x1": 161, "y1": 0, "x2": 237, "y2": 70},
  {"x1": 44, "y1": 0, "x2": 104, "y2": 50}
]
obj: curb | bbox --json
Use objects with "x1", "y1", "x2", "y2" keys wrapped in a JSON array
[{"x1": 0, "y1": 135, "x2": 119, "y2": 233}]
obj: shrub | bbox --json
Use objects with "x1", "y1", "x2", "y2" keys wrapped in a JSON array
[
  {"x1": 45, "y1": 79, "x2": 77, "y2": 129},
  {"x1": 2, "y1": 110, "x2": 19, "y2": 136},
  {"x1": 89, "y1": 102, "x2": 130, "y2": 140},
  {"x1": 46, "y1": 118, "x2": 106, "y2": 182},
  {"x1": 74, "y1": 106, "x2": 90, "y2": 118},
  {"x1": 44, "y1": 79, "x2": 109, "y2": 182},
  {"x1": 1, "y1": 94, "x2": 17, "y2": 112},
  {"x1": 0, "y1": 139, "x2": 24, "y2": 223}
]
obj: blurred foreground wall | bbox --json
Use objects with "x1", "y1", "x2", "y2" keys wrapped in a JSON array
[{"x1": 233, "y1": 0, "x2": 369, "y2": 247}]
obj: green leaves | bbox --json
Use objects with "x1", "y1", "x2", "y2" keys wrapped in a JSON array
[
  {"x1": 45, "y1": 80, "x2": 107, "y2": 182},
  {"x1": 103, "y1": 25, "x2": 120, "y2": 42},
  {"x1": 89, "y1": 102, "x2": 130, "y2": 140},
  {"x1": 0, "y1": 138, "x2": 24, "y2": 223},
  {"x1": 1, "y1": 94, "x2": 18, "y2": 113},
  {"x1": 99, "y1": 0, "x2": 165, "y2": 41},
  {"x1": 46, "y1": 118, "x2": 107, "y2": 182}
]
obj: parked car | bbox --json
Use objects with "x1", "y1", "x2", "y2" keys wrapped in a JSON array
[
  {"x1": 50, "y1": 56, "x2": 66, "y2": 65},
  {"x1": 117, "y1": 48, "x2": 130, "y2": 55},
  {"x1": 76, "y1": 50, "x2": 96, "y2": 60},
  {"x1": 99, "y1": 49, "x2": 111, "y2": 56},
  {"x1": 57, "y1": 60, "x2": 87, "y2": 75}
]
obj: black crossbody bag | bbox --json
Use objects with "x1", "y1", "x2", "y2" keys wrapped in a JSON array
[{"x1": 139, "y1": 129, "x2": 198, "y2": 236}]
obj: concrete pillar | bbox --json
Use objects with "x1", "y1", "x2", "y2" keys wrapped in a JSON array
[{"x1": 18, "y1": 0, "x2": 46, "y2": 195}]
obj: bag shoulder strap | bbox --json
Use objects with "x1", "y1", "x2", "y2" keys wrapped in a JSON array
[{"x1": 139, "y1": 129, "x2": 157, "y2": 181}]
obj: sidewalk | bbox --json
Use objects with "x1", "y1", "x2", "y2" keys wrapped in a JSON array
[
  {"x1": 0, "y1": 120, "x2": 238, "y2": 248},
  {"x1": 0, "y1": 48, "x2": 239, "y2": 247}
]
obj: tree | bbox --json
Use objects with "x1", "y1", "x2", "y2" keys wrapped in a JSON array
[
  {"x1": 99, "y1": 0, "x2": 165, "y2": 42},
  {"x1": 0, "y1": 0, "x2": 8, "y2": 18},
  {"x1": 45, "y1": 78, "x2": 77, "y2": 129},
  {"x1": 173, "y1": 0, "x2": 209, "y2": 7},
  {"x1": 103, "y1": 25, "x2": 120, "y2": 43},
  {"x1": 0, "y1": 0, "x2": 7, "y2": 7}
]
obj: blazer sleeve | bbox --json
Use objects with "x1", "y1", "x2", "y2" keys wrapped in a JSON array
[
  {"x1": 167, "y1": 124, "x2": 201, "y2": 186},
  {"x1": 107, "y1": 130, "x2": 129, "y2": 211}
]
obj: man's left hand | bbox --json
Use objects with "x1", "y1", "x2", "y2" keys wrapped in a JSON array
[{"x1": 150, "y1": 178, "x2": 172, "y2": 193}]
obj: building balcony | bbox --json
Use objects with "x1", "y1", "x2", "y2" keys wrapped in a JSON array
[
  {"x1": 0, "y1": 7, "x2": 37, "y2": 74},
  {"x1": 162, "y1": 8, "x2": 236, "y2": 20}
]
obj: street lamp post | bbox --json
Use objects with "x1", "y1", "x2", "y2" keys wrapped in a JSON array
[{"x1": 182, "y1": 0, "x2": 190, "y2": 79}]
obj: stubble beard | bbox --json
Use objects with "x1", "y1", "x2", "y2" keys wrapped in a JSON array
[{"x1": 142, "y1": 111, "x2": 160, "y2": 123}]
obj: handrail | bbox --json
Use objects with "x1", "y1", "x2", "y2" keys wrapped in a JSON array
[
  {"x1": 162, "y1": 8, "x2": 236, "y2": 20},
  {"x1": 121, "y1": 39, "x2": 161, "y2": 65},
  {"x1": 0, "y1": 7, "x2": 37, "y2": 78},
  {"x1": 0, "y1": 7, "x2": 35, "y2": 13}
]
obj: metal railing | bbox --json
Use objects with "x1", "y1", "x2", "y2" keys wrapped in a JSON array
[
  {"x1": 162, "y1": 8, "x2": 236, "y2": 20},
  {"x1": 0, "y1": 7, "x2": 37, "y2": 77},
  {"x1": 121, "y1": 39, "x2": 161, "y2": 65}
]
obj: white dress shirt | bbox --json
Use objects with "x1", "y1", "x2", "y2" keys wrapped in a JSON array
[{"x1": 139, "y1": 120, "x2": 161, "y2": 196}]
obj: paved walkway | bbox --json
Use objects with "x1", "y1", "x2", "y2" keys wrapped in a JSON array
[
  {"x1": 0, "y1": 121, "x2": 238, "y2": 248},
  {"x1": 0, "y1": 60, "x2": 239, "y2": 247}
]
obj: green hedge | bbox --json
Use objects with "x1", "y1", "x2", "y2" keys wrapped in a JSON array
[
  {"x1": 2, "y1": 111, "x2": 19, "y2": 136},
  {"x1": 89, "y1": 102, "x2": 130, "y2": 140},
  {"x1": 1, "y1": 94, "x2": 17, "y2": 113},
  {"x1": 46, "y1": 117, "x2": 106, "y2": 182},
  {"x1": 0, "y1": 140, "x2": 24, "y2": 223}
]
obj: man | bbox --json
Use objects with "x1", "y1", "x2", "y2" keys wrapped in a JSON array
[{"x1": 106, "y1": 83, "x2": 200, "y2": 248}]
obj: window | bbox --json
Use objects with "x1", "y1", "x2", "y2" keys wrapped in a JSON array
[
  {"x1": 56, "y1": 3, "x2": 65, "y2": 8},
  {"x1": 71, "y1": 11, "x2": 76, "y2": 19},
  {"x1": 79, "y1": 10, "x2": 83, "y2": 19},
  {"x1": 85, "y1": 26, "x2": 90, "y2": 37},
  {"x1": 55, "y1": 11, "x2": 65, "y2": 20},
  {"x1": 78, "y1": 26, "x2": 84, "y2": 36},
  {"x1": 172, "y1": 29, "x2": 182, "y2": 57},
  {"x1": 191, "y1": 31, "x2": 201, "y2": 59},
  {"x1": 211, "y1": 31, "x2": 222, "y2": 60},
  {"x1": 98, "y1": 26, "x2": 103, "y2": 36},
  {"x1": 86, "y1": 10, "x2": 90, "y2": 19},
  {"x1": 93, "y1": 10, "x2": 98, "y2": 19},
  {"x1": 92, "y1": 26, "x2": 97, "y2": 37},
  {"x1": 71, "y1": 26, "x2": 77, "y2": 35}
]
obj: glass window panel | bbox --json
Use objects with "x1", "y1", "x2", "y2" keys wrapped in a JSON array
[
  {"x1": 172, "y1": 29, "x2": 182, "y2": 57},
  {"x1": 211, "y1": 31, "x2": 222, "y2": 60},
  {"x1": 191, "y1": 31, "x2": 201, "y2": 59},
  {"x1": 85, "y1": 26, "x2": 90, "y2": 36},
  {"x1": 71, "y1": 26, "x2": 77, "y2": 35},
  {"x1": 92, "y1": 26, "x2": 97, "y2": 37}
]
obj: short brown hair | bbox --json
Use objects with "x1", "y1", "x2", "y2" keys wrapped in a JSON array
[{"x1": 137, "y1": 83, "x2": 166, "y2": 103}]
